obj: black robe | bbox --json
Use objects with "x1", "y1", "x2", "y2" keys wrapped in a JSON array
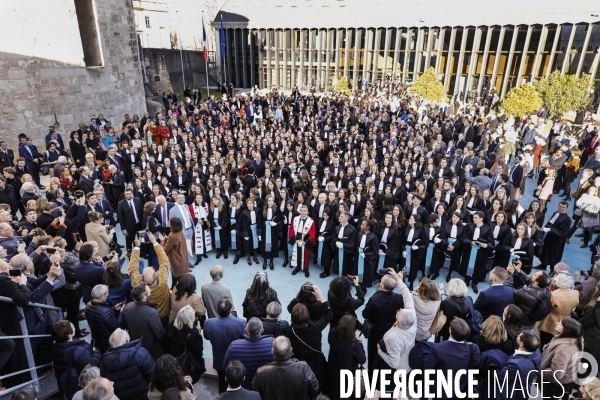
[
  {"x1": 488, "y1": 222, "x2": 513, "y2": 267},
  {"x1": 377, "y1": 225, "x2": 400, "y2": 271},
  {"x1": 441, "y1": 221, "x2": 465, "y2": 274},
  {"x1": 239, "y1": 209, "x2": 262, "y2": 254},
  {"x1": 500, "y1": 236, "x2": 534, "y2": 270},
  {"x1": 260, "y1": 207, "x2": 282, "y2": 258},
  {"x1": 423, "y1": 225, "x2": 447, "y2": 276},
  {"x1": 331, "y1": 224, "x2": 357, "y2": 275},
  {"x1": 228, "y1": 206, "x2": 243, "y2": 253},
  {"x1": 282, "y1": 209, "x2": 300, "y2": 253},
  {"x1": 209, "y1": 207, "x2": 230, "y2": 250},
  {"x1": 400, "y1": 226, "x2": 428, "y2": 283},
  {"x1": 351, "y1": 231, "x2": 379, "y2": 286},
  {"x1": 539, "y1": 212, "x2": 571, "y2": 268},
  {"x1": 315, "y1": 218, "x2": 335, "y2": 271},
  {"x1": 458, "y1": 223, "x2": 495, "y2": 282}
]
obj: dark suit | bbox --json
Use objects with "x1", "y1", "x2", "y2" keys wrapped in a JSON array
[
  {"x1": 107, "y1": 172, "x2": 125, "y2": 208},
  {"x1": 19, "y1": 144, "x2": 40, "y2": 185},
  {"x1": 473, "y1": 284, "x2": 514, "y2": 320},
  {"x1": 106, "y1": 155, "x2": 123, "y2": 171},
  {"x1": 424, "y1": 340, "x2": 481, "y2": 400},
  {"x1": 508, "y1": 164, "x2": 523, "y2": 199},
  {"x1": 90, "y1": 199, "x2": 116, "y2": 226},
  {"x1": 79, "y1": 176, "x2": 95, "y2": 194},
  {"x1": 216, "y1": 388, "x2": 261, "y2": 400},
  {"x1": 154, "y1": 202, "x2": 175, "y2": 235},
  {"x1": 117, "y1": 197, "x2": 143, "y2": 250}
]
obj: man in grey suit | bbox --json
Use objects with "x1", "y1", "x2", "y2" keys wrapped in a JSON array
[
  {"x1": 216, "y1": 360, "x2": 261, "y2": 400},
  {"x1": 201, "y1": 265, "x2": 233, "y2": 319}
]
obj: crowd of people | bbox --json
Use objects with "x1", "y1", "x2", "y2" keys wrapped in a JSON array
[{"x1": 0, "y1": 83, "x2": 599, "y2": 400}]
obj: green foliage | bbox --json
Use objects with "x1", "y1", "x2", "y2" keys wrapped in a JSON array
[
  {"x1": 408, "y1": 67, "x2": 446, "y2": 102},
  {"x1": 334, "y1": 76, "x2": 351, "y2": 96},
  {"x1": 499, "y1": 83, "x2": 542, "y2": 117},
  {"x1": 534, "y1": 71, "x2": 592, "y2": 118}
]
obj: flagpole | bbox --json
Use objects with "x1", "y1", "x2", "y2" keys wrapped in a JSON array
[{"x1": 202, "y1": 12, "x2": 210, "y2": 97}]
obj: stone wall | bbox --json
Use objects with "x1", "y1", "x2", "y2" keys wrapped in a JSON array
[
  {"x1": 0, "y1": 0, "x2": 146, "y2": 149},
  {"x1": 143, "y1": 48, "x2": 209, "y2": 96}
]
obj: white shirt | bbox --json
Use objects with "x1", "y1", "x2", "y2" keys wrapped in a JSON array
[
  {"x1": 250, "y1": 210, "x2": 256, "y2": 224},
  {"x1": 473, "y1": 226, "x2": 480, "y2": 241},
  {"x1": 359, "y1": 233, "x2": 367, "y2": 249},
  {"x1": 493, "y1": 225, "x2": 500, "y2": 239},
  {"x1": 320, "y1": 220, "x2": 327, "y2": 233},
  {"x1": 267, "y1": 208, "x2": 272, "y2": 221},
  {"x1": 338, "y1": 224, "x2": 346, "y2": 239},
  {"x1": 549, "y1": 212, "x2": 560, "y2": 224},
  {"x1": 381, "y1": 227, "x2": 389, "y2": 243},
  {"x1": 407, "y1": 228, "x2": 415, "y2": 242},
  {"x1": 450, "y1": 225, "x2": 457, "y2": 238}
]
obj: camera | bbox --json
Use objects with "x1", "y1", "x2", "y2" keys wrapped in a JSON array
[
  {"x1": 138, "y1": 230, "x2": 149, "y2": 243},
  {"x1": 9, "y1": 269, "x2": 21, "y2": 277},
  {"x1": 75, "y1": 190, "x2": 84, "y2": 199},
  {"x1": 46, "y1": 248, "x2": 56, "y2": 254},
  {"x1": 302, "y1": 285, "x2": 314, "y2": 292},
  {"x1": 377, "y1": 268, "x2": 389, "y2": 276},
  {"x1": 105, "y1": 225, "x2": 114, "y2": 232}
]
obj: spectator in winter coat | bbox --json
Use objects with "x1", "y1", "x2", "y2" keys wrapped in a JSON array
[
  {"x1": 223, "y1": 318, "x2": 274, "y2": 390},
  {"x1": 252, "y1": 336, "x2": 320, "y2": 400},
  {"x1": 101, "y1": 328, "x2": 154, "y2": 400},
  {"x1": 164, "y1": 305, "x2": 205, "y2": 383},
  {"x1": 203, "y1": 296, "x2": 246, "y2": 393},
  {"x1": 74, "y1": 243, "x2": 106, "y2": 304},
  {"x1": 121, "y1": 282, "x2": 166, "y2": 361},
  {"x1": 51, "y1": 320, "x2": 102, "y2": 400},
  {"x1": 506, "y1": 262, "x2": 552, "y2": 326},
  {"x1": 85, "y1": 284, "x2": 124, "y2": 353}
]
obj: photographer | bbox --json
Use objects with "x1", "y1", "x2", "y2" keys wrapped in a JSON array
[
  {"x1": 85, "y1": 211, "x2": 115, "y2": 258},
  {"x1": 45, "y1": 195, "x2": 87, "y2": 251},
  {"x1": 140, "y1": 201, "x2": 162, "y2": 270},
  {"x1": 327, "y1": 276, "x2": 365, "y2": 329}
]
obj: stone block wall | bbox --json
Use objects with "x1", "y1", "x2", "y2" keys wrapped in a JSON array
[
  {"x1": 143, "y1": 48, "x2": 210, "y2": 96},
  {"x1": 0, "y1": 0, "x2": 146, "y2": 149}
]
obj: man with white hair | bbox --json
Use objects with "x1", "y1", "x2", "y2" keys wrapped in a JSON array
[
  {"x1": 153, "y1": 195, "x2": 174, "y2": 235},
  {"x1": 375, "y1": 269, "x2": 416, "y2": 372},
  {"x1": 85, "y1": 284, "x2": 124, "y2": 353},
  {"x1": 106, "y1": 164, "x2": 124, "y2": 208},
  {"x1": 0, "y1": 222, "x2": 19, "y2": 258},
  {"x1": 100, "y1": 328, "x2": 153, "y2": 400}
]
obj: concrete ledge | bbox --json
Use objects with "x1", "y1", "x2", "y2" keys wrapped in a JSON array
[{"x1": 202, "y1": 358, "x2": 219, "y2": 380}]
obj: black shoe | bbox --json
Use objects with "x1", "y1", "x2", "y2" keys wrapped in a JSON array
[
  {"x1": 223, "y1": 250, "x2": 228, "y2": 259},
  {"x1": 253, "y1": 256, "x2": 260, "y2": 265},
  {"x1": 194, "y1": 255, "x2": 202, "y2": 265},
  {"x1": 39, "y1": 185, "x2": 46, "y2": 190},
  {"x1": 117, "y1": 244, "x2": 125, "y2": 248},
  {"x1": 247, "y1": 257, "x2": 252, "y2": 265},
  {"x1": 304, "y1": 269, "x2": 310, "y2": 278},
  {"x1": 262, "y1": 260, "x2": 267, "y2": 270},
  {"x1": 472, "y1": 283, "x2": 479, "y2": 294},
  {"x1": 320, "y1": 272, "x2": 330, "y2": 278},
  {"x1": 532, "y1": 264, "x2": 545, "y2": 270},
  {"x1": 431, "y1": 273, "x2": 439, "y2": 280},
  {"x1": 446, "y1": 274, "x2": 451, "y2": 283},
  {"x1": 270, "y1": 260, "x2": 274, "y2": 270},
  {"x1": 216, "y1": 250, "x2": 221, "y2": 259},
  {"x1": 282, "y1": 257, "x2": 288, "y2": 268},
  {"x1": 75, "y1": 331, "x2": 89, "y2": 338},
  {"x1": 408, "y1": 282, "x2": 414, "y2": 291},
  {"x1": 233, "y1": 254, "x2": 240, "y2": 264},
  {"x1": 202, "y1": 253, "x2": 208, "y2": 258},
  {"x1": 292, "y1": 268, "x2": 300, "y2": 275}
]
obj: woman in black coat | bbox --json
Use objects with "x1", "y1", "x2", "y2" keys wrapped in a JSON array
[
  {"x1": 281, "y1": 200, "x2": 299, "y2": 268},
  {"x1": 436, "y1": 281, "x2": 471, "y2": 342},
  {"x1": 285, "y1": 287, "x2": 333, "y2": 395},
  {"x1": 352, "y1": 220, "x2": 379, "y2": 291},
  {"x1": 327, "y1": 276, "x2": 364, "y2": 329},
  {"x1": 400, "y1": 215, "x2": 428, "y2": 291},
  {"x1": 242, "y1": 271, "x2": 280, "y2": 319},
  {"x1": 164, "y1": 305, "x2": 206, "y2": 383},
  {"x1": 287, "y1": 284, "x2": 331, "y2": 322},
  {"x1": 328, "y1": 315, "x2": 367, "y2": 400},
  {"x1": 140, "y1": 202, "x2": 162, "y2": 270},
  {"x1": 316, "y1": 208, "x2": 336, "y2": 274},
  {"x1": 488, "y1": 211, "x2": 513, "y2": 270},
  {"x1": 209, "y1": 195, "x2": 230, "y2": 259},
  {"x1": 69, "y1": 131, "x2": 87, "y2": 167}
]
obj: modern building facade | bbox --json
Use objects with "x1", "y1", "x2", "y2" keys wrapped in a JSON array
[{"x1": 214, "y1": 0, "x2": 600, "y2": 99}]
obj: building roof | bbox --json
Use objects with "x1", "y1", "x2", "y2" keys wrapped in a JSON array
[{"x1": 216, "y1": 0, "x2": 600, "y2": 29}]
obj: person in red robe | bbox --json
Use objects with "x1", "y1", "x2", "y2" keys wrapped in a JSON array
[{"x1": 288, "y1": 205, "x2": 316, "y2": 278}]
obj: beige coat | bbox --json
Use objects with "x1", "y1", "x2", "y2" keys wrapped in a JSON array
[
  {"x1": 540, "y1": 337, "x2": 581, "y2": 384},
  {"x1": 169, "y1": 292, "x2": 206, "y2": 323},
  {"x1": 85, "y1": 222, "x2": 111, "y2": 257},
  {"x1": 164, "y1": 230, "x2": 190, "y2": 278},
  {"x1": 538, "y1": 288, "x2": 580, "y2": 334}
]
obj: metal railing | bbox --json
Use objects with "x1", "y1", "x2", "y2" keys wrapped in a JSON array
[{"x1": 0, "y1": 295, "x2": 63, "y2": 398}]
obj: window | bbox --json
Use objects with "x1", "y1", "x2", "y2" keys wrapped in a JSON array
[
  {"x1": 145, "y1": 16, "x2": 151, "y2": 28},
  {"x1": 74, "y1": 0, "x2": 103, "y2": 67}
]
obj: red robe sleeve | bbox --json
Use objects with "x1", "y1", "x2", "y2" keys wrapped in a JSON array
[{"x1": 304, "y1": 218, "x2": 317, "y2": 250}]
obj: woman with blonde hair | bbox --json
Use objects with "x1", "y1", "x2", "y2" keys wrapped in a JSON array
[
  {"x1": 436, "y1": 278, "x2": 470, "y2": 342},
  {"x1": 85, "y1": 211, "x2": 114, "y2": 257},
  {"x1": 472, "y1": 315, "x2": 514, "y2": 354}
]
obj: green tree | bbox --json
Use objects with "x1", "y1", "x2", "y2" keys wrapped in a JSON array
[
  {"x1": 499, "y1": 83, "x2": 542, "y2": 117},
  {"x1": 408, "y1": 67, "x2": 446, "y2": 102},
  {"x1": 534, "y1": 71, "x2": 592, "y2": 118},
  {"x1": 334, "y1": 76, "x2": 351, "y2": 96}
]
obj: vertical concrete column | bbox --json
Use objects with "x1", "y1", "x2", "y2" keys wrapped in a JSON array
[
  {"x1": 546, "y1": 24, "x2": 561, "y2": 78},
  {"x1": 577, "y1": 23, "x2": 593, "y2": 77},
  {"x1": 490, "y1": 26, "x2": 506, "y2": 91},
  {"x1": 561, "y1": 24, "x2": 576, "y2": 74},
  {"x1": 531, "y1": 25, "x2": 548, "y2": 81},
  {"x1": 443, "y1": 27, "x2": 456, "y2": 90},
  {"x1": 477, "y1": 26, "x2": 493, "y2": 95},
  {"x1": 454, "y1": 27, "x2": 469, "y2": 94},
  {"x1": 501, "y1": 26, "x2": 520, "y2": 97},
  {"x1": 516, "y1": 25, "x2": 533, "y2": 87}
]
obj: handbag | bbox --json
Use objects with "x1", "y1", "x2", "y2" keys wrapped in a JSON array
[
  {"x1": 429, "y1": 306, "x2": 447, "y2": 335},
  {"x1": 176, "y1": 329, "x2": 206, "y2": 384},
  {"x1": 363, "y1": 293, "x2": 395, "y2": 339}
]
